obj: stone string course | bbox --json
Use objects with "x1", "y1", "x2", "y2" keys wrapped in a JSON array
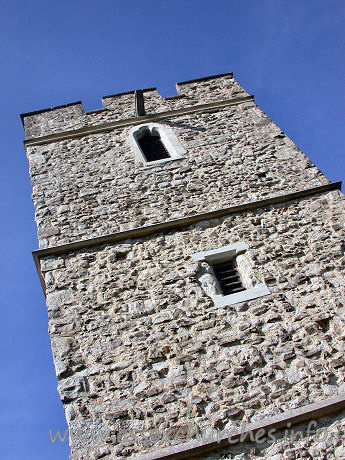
[
  {"x1": 22, "y1": 74, "x2": 345, "y2": 459},
  {"x1": 214, "y1": 410, "x2": 345, "y2": 460}
]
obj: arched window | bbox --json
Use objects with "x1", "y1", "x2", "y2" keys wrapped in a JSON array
[
  {"x1": 137, "y1": 129, "x2": 170, "y2": 162},
  {"x1": 129, "y1": 123, "x2": 185, "y2": 165}
]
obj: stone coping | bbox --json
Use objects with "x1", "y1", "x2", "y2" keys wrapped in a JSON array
[
  {"x1": 32, "y1": 182, "x2": 342, "y2": 295},
  {"x1": 20, "y1": 100, "x2": 82, "y2": 124},
  {"x1": 176, "y1": 72, "x2": 233, "y2": 86}
]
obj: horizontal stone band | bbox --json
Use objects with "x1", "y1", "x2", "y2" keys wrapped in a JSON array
[
  {"x1": 32, "y1": 182, "x2": 342, "y2": 294},
  {"x1": 23, "y1": 95, "x2": 254, "y2": 146},
  {"x1": 135, "y1": 393, "x2": 345, "y2": 460}
]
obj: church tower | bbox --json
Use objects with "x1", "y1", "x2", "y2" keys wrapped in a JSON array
[{"x1": 22, "y1": 73, "x2": 345, "y2": 459}]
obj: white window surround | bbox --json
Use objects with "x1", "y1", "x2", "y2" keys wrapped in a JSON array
[
  {"x1": 129, "y1": 123, "x2": 186, "y2": 165},
  {"x1": 192, "y1": 242, "x2": 270, "y2": 307}
]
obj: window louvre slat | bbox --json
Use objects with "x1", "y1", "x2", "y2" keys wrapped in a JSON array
[
  {"x1": 212, "y1": 260, "x2": 246, "y2": 296},
  {"x1": 137, "y1": 131, "x2": 170, "y2": 162}
]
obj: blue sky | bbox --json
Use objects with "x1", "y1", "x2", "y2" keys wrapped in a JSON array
[{"x1": 0, "y1": 1, "x2": 344, "y2": 458}]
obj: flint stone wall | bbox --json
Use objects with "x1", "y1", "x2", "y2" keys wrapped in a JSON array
[
  {"x1": 42, "y1": 190, "x2": 345, "y2": 458},
  {"x1": 26, "y1": 98, "x2": 328, "y2": 248}
]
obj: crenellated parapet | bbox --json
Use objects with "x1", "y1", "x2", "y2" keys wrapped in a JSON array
[{"x1": 21, "y1": 73, "x2": 249, "y2": 139}]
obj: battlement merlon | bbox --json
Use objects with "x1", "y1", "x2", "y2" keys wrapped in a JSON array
[{"x1": 20, "y1": 73, "x2": 250, "y2": 139}]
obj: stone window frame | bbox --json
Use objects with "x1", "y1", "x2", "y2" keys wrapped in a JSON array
[
  {"x1": 129, "y1": 122, "x2": 186, "y2": 165},
  {"x1": 192, "y1": 242, "x2": 270, "y2": 307}
]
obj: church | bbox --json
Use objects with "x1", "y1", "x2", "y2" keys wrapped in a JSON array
[{"x1": 21, "y1": 73, "x2": 345, "y2": 459}]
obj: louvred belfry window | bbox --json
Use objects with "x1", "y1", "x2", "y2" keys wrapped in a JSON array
[
  {"x1": 137, "y1": 130, "x2": 170, "y2": 162},
  {"x1": 192, "y1": 242, "x2": 270, "y2": 307},
  {"x1": 212, "y1": 260, "x2": 246, "y2": 295}
]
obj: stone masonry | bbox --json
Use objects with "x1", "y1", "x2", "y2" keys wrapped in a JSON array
[{"x1": 22, "y1": 73, "x2": 345, "y2": 459}]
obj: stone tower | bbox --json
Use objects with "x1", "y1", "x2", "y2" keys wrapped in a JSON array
[{"x1": 22, "y1": 73, "x2": 345, "y2": 459}]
